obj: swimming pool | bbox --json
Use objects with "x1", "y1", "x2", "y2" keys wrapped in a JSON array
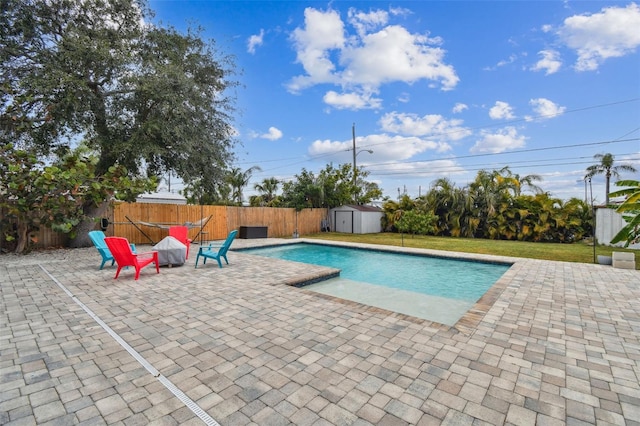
[{"x1": 242, "y1": 243, "x2": 511, "y2": 326}]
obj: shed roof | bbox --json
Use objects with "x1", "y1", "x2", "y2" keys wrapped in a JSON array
[
  {"x1": 136, "y1": 191, "x2": 187, "y2": 205},
  {"x1": 334, "y1": 204, "x2": 382, "y2": 212}
]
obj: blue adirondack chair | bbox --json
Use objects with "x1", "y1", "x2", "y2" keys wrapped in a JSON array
[
  {"x1": 195, "y1": 230, "x2": 238, "y2": 268},
  {"x1": 89, "y1": 230, "x2": 136, "y2": 270}
]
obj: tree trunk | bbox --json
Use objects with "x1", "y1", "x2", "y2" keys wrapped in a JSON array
[
  {"x1": 67, "y1": 202, "x2": 110, "y2": 248},
  {"x1": 14, "y1": 222, "x2": 29, "y2": 254}
]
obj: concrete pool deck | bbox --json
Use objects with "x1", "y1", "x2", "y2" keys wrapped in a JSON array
[{"x1": 1, "y1": 238, "x2": 639, "y2": 425}]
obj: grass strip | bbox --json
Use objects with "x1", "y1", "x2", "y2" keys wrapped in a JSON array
[{"x1": 305, "y1": 232, "x2": 639, "y2": 269}]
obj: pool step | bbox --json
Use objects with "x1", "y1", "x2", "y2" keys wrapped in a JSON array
[{"x1": 304, "y1": 277, "x2": 474, "y2": 327}]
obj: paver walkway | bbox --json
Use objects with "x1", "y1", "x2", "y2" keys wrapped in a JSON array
[{"x1": 1, "y1": 238, "x2": 638, "y2": 425}]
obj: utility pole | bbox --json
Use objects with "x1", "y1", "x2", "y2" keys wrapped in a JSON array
[
  {"x1": 351, "y1": 123, "x2": 373, "y2": 204},
  {"x1": 352, "y1": 123, "x2": 357, "y2": 204}
]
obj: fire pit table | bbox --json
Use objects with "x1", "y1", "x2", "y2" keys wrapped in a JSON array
[{"x1": 152, "y1": 236, "x2": 187, "y2": 267}]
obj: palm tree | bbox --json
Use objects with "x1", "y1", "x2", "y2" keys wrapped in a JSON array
[
  {"x1": 610, "y1": 179, "x2": 640, "y2": 247},
  {"x1": 424, "y1": 178, "x2": 462, "y2": 235},
  {"x1": 381, "y1": 199, "x2": 401, "y2": 231},
  {"x1": 512, "y1": 173, "x2": 543, "y2": 196},
  {"x1": 226, "y1": 166, "x2": 262, "y2": 206},
  {"x1": 494, "y1": 166, "x2": 543, "y2": 196},
  {"x1": 253, "y1": 177, "x2": 280, "y2": 206},
  {"x1": 468, "y1": 169, "x2": 510, "y2": 221},
  {"x1": 585, "y1": 153, "x2": 637, "y2": 205}
]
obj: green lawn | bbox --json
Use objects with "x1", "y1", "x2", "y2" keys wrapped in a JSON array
[{"x1": 304, "y1": 232, "x2": 639, "y2": 269}]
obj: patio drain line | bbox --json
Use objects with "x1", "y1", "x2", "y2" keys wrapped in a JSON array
[{"x1": 39, "y1": 265, "x2": 220, "y2": 426}]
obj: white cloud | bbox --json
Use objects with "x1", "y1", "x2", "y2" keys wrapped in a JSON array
[
  {"x1": 389, "y1": 6, "x2": 412, "y2": 18},
  {"x1": 531, "y1": 49, "x2": 562, "y2": 75},
  {"x1": 288, "y1": 8, "x2": 346, "y2": 92},
  {"x1": 247, "y1": 29, "x2": 265, "y2": 54},
  {"x1": 470, "y1": 126, "x2": 526, "y2": 153},
  {"x1": 452, "y1": 103, "x2": 468, "y2": 113},
  {"x1": 497, "y1": 54, "x2": 518, "y2": 67},
  {"x1": 397, "y1": 92, "x2": 410, "y2": 103},
  {"x1": 370, "y1": 159, "x2": 466, "y2": 178},
  {"x1": 489, "y1": 101, "x2": 515, "y2": 120},
  {"x1": 260, "y1": 127, "x2": 283, "y2": 141},
  {"x1": 308, "y1": 132, "x2": 448, "y2": 163},
  {"x1": 483, "y1": 53, "x2": 522, "y2": 71},
  {"x1": 347, "y1": 8, "x2": 389, "y2": 37},
  {"x1": 379, "y1": 112, "x2": 471, "y2": 141},
  {"x1": 526, "y1": 98, "x2": 566, "y2": 121},
  {"x1": 557, "y1": 3, "x2": 640, "y2": 71},
  {"x1": 497, "y1": 55, "x2": 518, "y2": 67},
  {"x1": 342, "y1": 25, "x2": 458, "y2": 90},
  {"x1": 287, "y1": 7, "x2": 459, "y2": 108},
  {"x1": 323, "y1": 90, "x2": 382, "y2": 110}
]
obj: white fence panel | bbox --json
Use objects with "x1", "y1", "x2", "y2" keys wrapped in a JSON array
[{"x1": 596, "y1": 207, "x2": 640, "y2": 249}]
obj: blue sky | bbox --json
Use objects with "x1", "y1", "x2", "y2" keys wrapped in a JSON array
[{"x1": 149, "y1": 0, "x2": 640, "y2": 204}]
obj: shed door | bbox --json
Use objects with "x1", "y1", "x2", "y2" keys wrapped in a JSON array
[{"x1": 334, "y1": 211, "x2": 353, "y2": 233}]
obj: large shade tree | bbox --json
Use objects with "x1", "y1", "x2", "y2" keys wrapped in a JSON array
[
  {"x1": 1, "y1": 0, "x2": 238, "y2": 246},
  {"x1": 585, "y1": 153, "x2": 637, "y2": 205}
]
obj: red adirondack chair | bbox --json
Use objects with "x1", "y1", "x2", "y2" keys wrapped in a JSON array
[
  {"x1": 104, "y1": 237, "x2": 160, "y2": 280},
  {"x1": 168, "y1": 226, "x2": 192, "y2": 259}
]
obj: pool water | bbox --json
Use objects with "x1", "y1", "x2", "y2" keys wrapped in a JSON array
[{"x1": 243, "y1": 243, "x2": 511, "y2": 325}]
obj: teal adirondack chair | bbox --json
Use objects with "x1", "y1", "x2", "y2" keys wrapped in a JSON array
[
  {"x1": 89, "y1": 230, "x2": 136, "y2": 270},
  {"x1": 195, "y1": 230, "x2": 238, "y2": 268}
]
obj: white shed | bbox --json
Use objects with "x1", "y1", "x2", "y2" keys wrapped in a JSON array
[
  {"x1": 330, "y1": 205, "x2": 383, "y2": 234},
  {"x1": 136, "y1": 191, "x2": 187, "y2": 205}
]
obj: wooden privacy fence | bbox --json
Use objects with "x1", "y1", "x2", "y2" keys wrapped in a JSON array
[
  {"x1": 11, "y1": 204, "x2": 329, "y2": 249},
  {"x1": 108, "y1": 203, "x2": 328, "y2": 245}
]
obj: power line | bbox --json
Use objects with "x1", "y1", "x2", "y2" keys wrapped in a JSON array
[
  {"x1": 248, "y1": 136, "x2": 638, "y2": 181},
  {"x1": 237, "y1": 98, "x2": 640, "y2": 173},
  {"x1": 344, "y1": 99, "x2": 640, "y2": 153},
  {"x1": 365, "y1": 138, "x2": 639, "y2": 169},
  {"x1": 367, "y1": 156, "x2": 640, "y2": 177},
  {"x1": 365, "y1": 152, "x2": 640, "y2": 175}
]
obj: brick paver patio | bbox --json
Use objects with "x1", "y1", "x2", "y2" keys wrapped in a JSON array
[{"x1": 1, "y1": 238, "x2": 638, "y2": 425}]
